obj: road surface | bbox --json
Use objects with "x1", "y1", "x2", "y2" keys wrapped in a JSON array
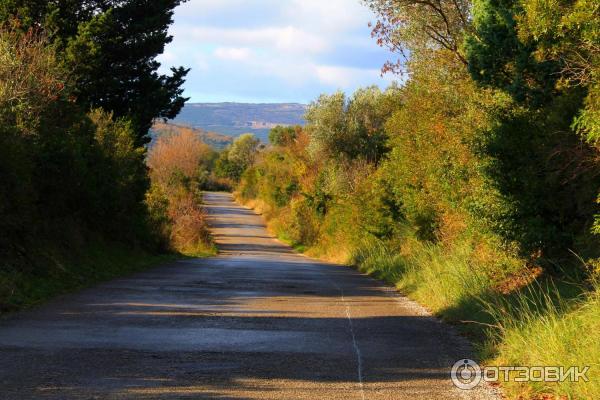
[{"x1": 0, "y1": 192, "x2": 496, "y2": 399}]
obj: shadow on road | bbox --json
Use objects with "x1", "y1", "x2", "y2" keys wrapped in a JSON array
[{"x1": 0, "y1": 192, "x2": 489, "y2": 400}]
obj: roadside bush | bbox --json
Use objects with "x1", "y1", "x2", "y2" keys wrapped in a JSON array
[
  {"x1": 0, "y1": 27, "x2": 152, "y2": 251},
  {"x1": 233, "y1": 1, "x2": 600, "y2": 398},
  {"x1": 147, "y1": 129, "x2": 214, "y2": 191},
  {"x1": 167, "y1": 188, "x2": 212, "y2": 255},
  {"x1": 88, "y1": 109, "x2": 149, "y2": 240},
  {"x1": 147, "y1": 130, "x2": 215, "y2": 256},
  {"x1": 0, "y1": 27, "x2": 164, "y2": 310},
  {"x1": 0, "y1": 28, "x2": 64, "y2": 252}
]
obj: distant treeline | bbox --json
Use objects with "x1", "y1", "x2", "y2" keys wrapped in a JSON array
[{"x1": 233, "y1": 1, "x2": 600, "y2": 398}]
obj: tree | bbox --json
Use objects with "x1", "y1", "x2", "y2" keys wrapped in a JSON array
[
  {"x1": 228, "y1": 133, "x2": 260, "y2": 171},
  {"x1": 147, "y1": 129, "x2": 213, "y2": 192},
  {"x1": 269, "y1": 125, "x2": 299, "y2": 146},
  {"x1": 517, "y1": 0, "x2": 599, "y2": 143},
  {"x1": 87, "y1": 109, "x2": 150, "y2": 237},
  {"x1": 146, "y1": 129, "x2": 213, "y2": 255},
  {"x1": 214, "y1": 150, "x2": 243, "y2": 181},
  {"x1": 214, "y1": 134, "x2": 260, "y2": 182},
  {"x1": 464, "y1": 0, "x2": 559, "y2": 106},
  {"x1": 516, "y1": 0, "x2": 600, "y2": 234},
  {"x1": 0, "y1": 27, "x2": 153, "y2": 249},
  {"x1": 365, "y1": 0, "x2": 472, "y2": 73},
  {"x1": 305, "y1": 91, "x2": 346, "y2": 158},
  {"x1": 0, "y1": 0, "x2": 189, "y2": 145},
  {"x1": 305, "y1": 86, "x2": 400, "y2": 162},
  {"x1": 462, "y1": 0, "x2": 600, "y2": 255}
]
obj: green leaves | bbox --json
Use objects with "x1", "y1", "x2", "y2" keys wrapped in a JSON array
[
  {"x1": 228, "y1": 133, "x2": 260, "y2": 171},
  {"x1": 268, "y1": 125, "x2": 297, "y2": 146},
  {"x1": 465, "y1": 0, "x2": 559, "y2": 105},
  {"x1": 305, "y1": 86, "x2": 399, "y2": 163},
  {"x1": 1, "y1": 0, "x2": 190, "y2": 145}
]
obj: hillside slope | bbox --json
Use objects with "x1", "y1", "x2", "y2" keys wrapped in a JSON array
[{"x1": 172, "y1": 102, "x2": 306, "y2": 141}]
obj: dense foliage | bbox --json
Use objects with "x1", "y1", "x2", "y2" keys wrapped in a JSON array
[
  {"x1": 146, "y1": 130, "x2": 215, "y2": 256},
  {"x1": 215, "y1": 133, "x2": 261, "y2": 182},
  {"x1": 0, "y1": 0, "x2": 189, "y2": 145},
  {"x1": 236, "y1": 1, "x2": 600, "y2": 397},
  {"x1": 0, "y1": 1, "x2": 192, "y2": 309},
  {"x1": 0, "y1": 28, "x2": 149, "y2": 250}
]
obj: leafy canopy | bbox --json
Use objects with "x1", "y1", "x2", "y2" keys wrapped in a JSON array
[{"x1": 0, "y1": 0, "x2": 190, "y2": 145}]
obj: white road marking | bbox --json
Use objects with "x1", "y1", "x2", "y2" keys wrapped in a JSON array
[{"x1": 332, "y1": 280, "x2": 366, "y2": 400}]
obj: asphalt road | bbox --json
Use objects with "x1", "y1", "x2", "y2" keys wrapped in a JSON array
[{"x1": 0, "y1": 192, "x2": 496, "y2": 399}]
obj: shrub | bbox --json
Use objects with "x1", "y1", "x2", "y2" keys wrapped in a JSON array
[{"x1": 146, "y1": 129, "x2": 214, "y2": 255}]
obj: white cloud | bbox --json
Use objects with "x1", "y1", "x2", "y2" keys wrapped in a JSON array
[
  {"x1": 161, "y1": 0, "x2": 397, "y2": 102},
  {"x1": 181, "y1": 26, "x2": 328, "y2": 55},
  {"x1": 315, "y1": 65, "x2": 392, "y2": 88},
  {"x1": 285, "y1": 0, "x2": 373, "y2": 33},
  {"x1": 274, "y1": 26, "x2": 328, "y2": 53},
  {"x1": 214, "y1": 47, "x2": 252, "y2": 61},
  {"x1": 193, "y1": 53, "x2": 210, "y2": 71},
  {"x1": 256, "y1": 59, "x2": 317, "y2": 86}
]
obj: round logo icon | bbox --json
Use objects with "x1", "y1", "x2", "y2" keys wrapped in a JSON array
[{"x1": 451, "y1": 359, "x2": 482, "y2": 390}]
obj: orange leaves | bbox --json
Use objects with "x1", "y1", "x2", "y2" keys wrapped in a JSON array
[
  {"x1": 167, "y1": 188, "x2": 211, "y2": 253},
  {"x1": 146, "y1": 128, "x2": 214, "y2": 255},
  {"x1": 147, "y1": 128, "x2": 212, "y2": 190}
]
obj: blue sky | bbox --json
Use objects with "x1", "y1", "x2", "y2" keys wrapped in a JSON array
[{"x1": 158, "y1": 0, "x2": 398, "y2": 104}]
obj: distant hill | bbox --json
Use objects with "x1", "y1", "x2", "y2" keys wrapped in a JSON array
[
  {"x1": 171, "y1": 102, "x2": 307, "y2": 142},
  {"x1": 150, "y1": 122, "x2": 234, "y2": 149}
]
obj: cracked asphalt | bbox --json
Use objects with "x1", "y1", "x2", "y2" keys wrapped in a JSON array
[{"x1": 0, "y1": 192, "x2": 497, "y2": 399}]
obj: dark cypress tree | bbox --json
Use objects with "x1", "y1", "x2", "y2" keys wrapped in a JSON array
[{"x1": 1, "y1": 0, "x2": 189, "y2": 145}]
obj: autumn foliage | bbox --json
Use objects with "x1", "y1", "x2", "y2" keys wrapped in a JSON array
[
  {"x1": 235, "y1": 1, "x2": 600, "y2": 398},
  {"x1": 147, "y1": 130, "x2": 215, "y2": 255}
]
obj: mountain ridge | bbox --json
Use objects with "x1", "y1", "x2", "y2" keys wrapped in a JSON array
[{"x1": 171, "y1": 102, "x2": 307, "y2": 142}]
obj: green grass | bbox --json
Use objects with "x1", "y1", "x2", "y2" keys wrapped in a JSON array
[
  {"x1": 0, "y1": 240, "x2": 178, "y2": 313},
  {"x1": 275, "y1": 231, "x2": 308, "y2": 253},
  {"x1": 354, "y1": 237, "x2": 492, "y2": 304},
  {"x1": 350, "y1": 234, "x2": 599, "y2": 399},
  {"x1": 488, "y1": 282, "x2": 600, "y2": 399}
]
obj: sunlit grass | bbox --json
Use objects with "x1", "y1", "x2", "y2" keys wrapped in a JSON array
[
  {"x1": 178, "y1": 241, "x2": 218, "y2": 258},
  {"x1": 351, "y1": 234, "x2": 599, "y2": 399},
  {"x1": 488, "y1": 282, "x2": 600, "y2": 399}
]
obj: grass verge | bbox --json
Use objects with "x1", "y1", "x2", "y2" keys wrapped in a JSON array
[
  {"x1": 234, "y1": 195, "x2": 597, "y2": 399},
  {"x1": 351, "y1": 235, "x2": 598, "y2": 399},
  {"x1": 0, "y1": 239, "x2": 178, "y2": 313},
  {"x1": 179, "y1": 241, "x2": 218, "y2": 258}
]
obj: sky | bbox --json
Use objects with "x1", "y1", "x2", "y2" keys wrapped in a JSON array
[{"x1": 157, "y1": 0, "x2": 399, "y2": 104}]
